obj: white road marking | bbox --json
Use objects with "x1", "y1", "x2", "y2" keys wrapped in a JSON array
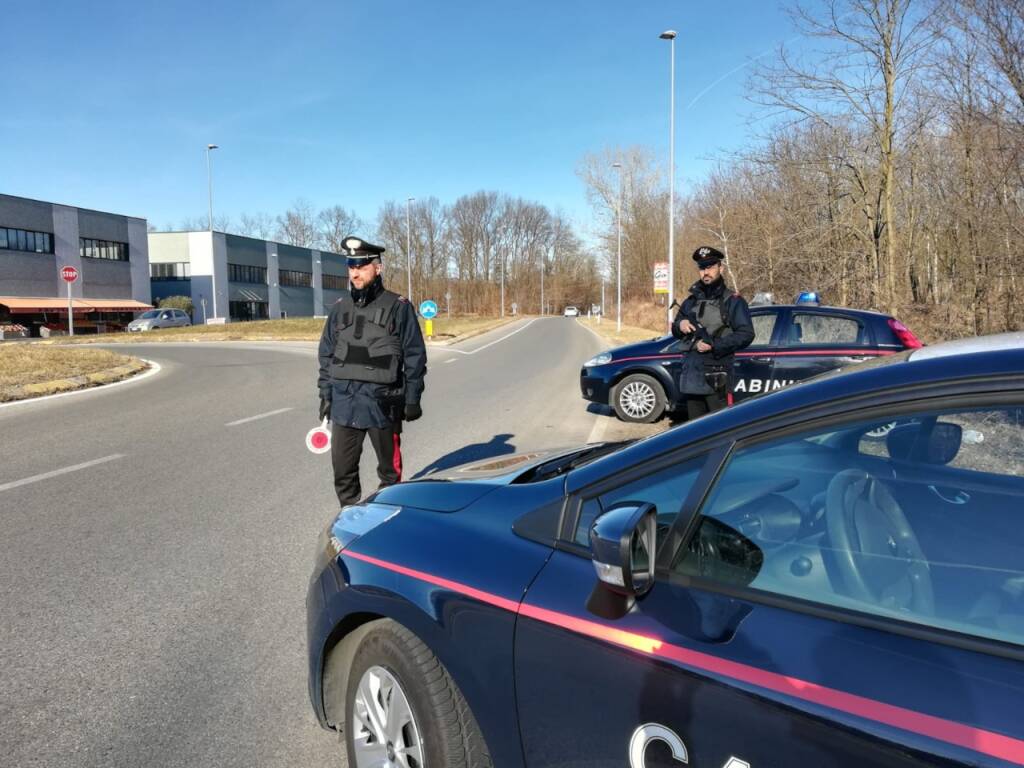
[
  {"x1": 225, "y1": 407, "x2": 294, "y2": 427},
  {"x1": 0, "y1": 359, "x2": 162, "y2": 410},
  {"x1": 0, "y1": 454, "x2": 124, "y2": 494},
  {"x1": 444, "y1": 358, "x2": 457, "y2": 363},
  {"x1": 443, "y1": 318, "x2": 540, "y2": 355}
]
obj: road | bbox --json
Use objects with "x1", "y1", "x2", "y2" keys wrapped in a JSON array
[{"x1": 0, "y1": 317, "x2": 658, "y2": 768}]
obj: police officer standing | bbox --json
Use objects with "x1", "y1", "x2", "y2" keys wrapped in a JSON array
[
  {"x1": 317, "y1": 236, "x2": 427, "y2": 506},
  {"x1": 672, "y1": 246, "x2": 754, "y2": 420}
]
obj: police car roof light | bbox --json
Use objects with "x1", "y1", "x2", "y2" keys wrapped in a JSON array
[{"x1": 796, "y1": 291, "x2": 820, "y2": 305}]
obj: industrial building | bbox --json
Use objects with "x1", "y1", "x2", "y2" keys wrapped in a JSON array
[
  {"x1": 0, "y1": 193, "x2": 153, "y2": 336},
  {"x1": 147, "y1": 231, "x2": 347, "y2": 322}
]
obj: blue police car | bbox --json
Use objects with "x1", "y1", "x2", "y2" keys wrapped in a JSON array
[
  {"x1": 581, "y1": 303, "x2": 923, "y2": 422},
  {"x1": 308, "y1": 333, "x2": 1024, "y2": 768}
]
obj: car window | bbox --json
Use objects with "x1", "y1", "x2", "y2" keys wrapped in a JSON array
[
  {"x1": 751, "y1": 312, "x2": 777, "y2": 346},
  {"x1": 789, "y1": 313, "x2": 862, "y2": 345},
  {"x1": 574, "y1": 456, "x2": 706, "y2": 547},
  {"x1": 672, "y1": 405, "x2": 1024, "y2": 647}
]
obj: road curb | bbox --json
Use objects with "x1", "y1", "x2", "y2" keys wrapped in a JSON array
[{"x1": 0, "y1": 358, "x2": 149, "y2": 403}]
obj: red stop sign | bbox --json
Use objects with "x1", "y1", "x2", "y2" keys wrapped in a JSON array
[{"x1": 61, "y1": 265, "x2": 79, "y2": 283}]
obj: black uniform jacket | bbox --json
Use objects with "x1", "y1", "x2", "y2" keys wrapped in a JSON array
[
  {"x1": 671, "y1": 279, "x2": 755, "y2": 395},
  {"x1": 317, "y1": 290, "x2": 427, "y2": 429}
]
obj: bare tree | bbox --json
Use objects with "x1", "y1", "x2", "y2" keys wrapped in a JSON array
[
  {"x1": 317, "y1": 205, "x2": 363, "y2": 253},
  {"x1": 238, "y1": 212, "x2": 276, "y2": 240},
  {"x1": 276, "y1": 199, "x2": 319, "y2": 247}
]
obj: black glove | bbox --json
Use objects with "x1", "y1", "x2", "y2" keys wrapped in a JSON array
[
  {"x1": 404, "y1": 403, "x2": 422, "y2": 422},
  {"x1": 319, "y1": 397, "x2": 331, "y2": 421}
]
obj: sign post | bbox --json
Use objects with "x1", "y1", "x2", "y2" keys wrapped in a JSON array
[
  {"x1": 60, "y1": 265, "x2": 79, "y2": 336},
  {"x1": 653, "y1": 262, "x2": 669, "y2": 296},
  {"x1": 419, "y1": 299, "x2": 438, "y2": 340}
]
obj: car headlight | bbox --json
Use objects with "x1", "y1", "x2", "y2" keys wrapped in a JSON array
[
  {"x1": 584, "y1": 353, "x2": 613, "y2": 367},
  {"x1": 314, "y1": 502, "x2": 401, "y2": 570}
]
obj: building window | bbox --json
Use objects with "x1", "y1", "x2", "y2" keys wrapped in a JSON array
[
  {"x1": 80, "y1": 238, "x2": 128, "y2": 261},
  {"x1": 280, "y1": 269, "x2": 312, "y2": 287},
  {"x1": 323, "y1": 273, "x2": 347, "y2": 290},
  {"x1": 229, "y1": 300, "x2": 269, "y2": 322},
  {"x1": 1, "y1": 227, "x2": 53, "y2": 254},
  {"x1": 151, "y1": 262, "x2": 191, "y2": 279},
  {"x1": 228, "y1": 263, "x2": 267, "y2": 284}
]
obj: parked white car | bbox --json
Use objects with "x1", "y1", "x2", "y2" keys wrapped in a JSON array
[{"x1": 563, "y1": 306, "x2": 579, "y2": 317}]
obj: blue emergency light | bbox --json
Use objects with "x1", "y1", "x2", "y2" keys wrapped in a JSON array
[{"x1": 796, "y1": 291, "x2": 821, "y2": 305}]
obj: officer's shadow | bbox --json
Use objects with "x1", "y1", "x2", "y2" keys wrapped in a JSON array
[{"x1": 413, "y1": 433, "x2": 517, "y2": 478}]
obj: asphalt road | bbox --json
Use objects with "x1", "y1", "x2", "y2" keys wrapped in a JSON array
[{"x1": 0, "y1": 317, "x2": 657, "y2": 768}]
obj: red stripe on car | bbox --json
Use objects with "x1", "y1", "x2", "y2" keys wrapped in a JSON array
[{"x1": 342, "y1": 550, "x2": 1024, "y2": 765}]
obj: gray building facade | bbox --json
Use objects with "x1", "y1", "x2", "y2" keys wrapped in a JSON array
[
  {"x1": 148, "y1": 231, "x2": 347, "y2": 322},
  {"x1": 0, "y1": 193, "x2": 152, "y2": 334}
]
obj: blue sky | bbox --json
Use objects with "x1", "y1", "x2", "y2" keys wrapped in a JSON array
[{"x1": 0, "y1": 1, "x2": 794, "y2": 237}]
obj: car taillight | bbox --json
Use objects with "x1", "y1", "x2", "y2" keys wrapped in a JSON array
[{"x1": 887, "y1": 318, "x2": 923, "y2": 349}]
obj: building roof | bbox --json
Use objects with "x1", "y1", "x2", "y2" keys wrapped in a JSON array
[{"x1": 0, "y1": 297, "x2": 153, "y2": 314}]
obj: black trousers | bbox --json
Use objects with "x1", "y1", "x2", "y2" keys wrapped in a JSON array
[
  {"x1": 331, "y1": 422, "x2": 403, "y2": 507},
  {"x1": 684, "y1": 390, "x2": 729, "y2": 421}
]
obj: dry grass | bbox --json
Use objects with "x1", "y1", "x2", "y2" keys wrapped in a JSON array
[
  {"x1": 0, "y1": 345, "x2": 145, "y2": 401},
  {"x1": 49, "y1": 314, "x2": 516, "y2": 344},
  {"x1": 577, "y1": 315, "x2": 668, "y2": 347}
]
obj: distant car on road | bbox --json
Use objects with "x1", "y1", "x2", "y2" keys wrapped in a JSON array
[
  {"x1": 563, "y1": 306, "x2": 580, "y2": 317},
  {"x1": 581, "y1": 303, "x2": 923, "y2": 422},
  {"x1": 127, "y1": 308, "x2": 192, "y2": 332},
  {"x1": 307, "y1": 333, "x2": 1024, "y2": 768}
]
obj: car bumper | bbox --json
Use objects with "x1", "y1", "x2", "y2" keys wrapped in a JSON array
[
  {"x1": 580, "y1": 370, "x2": 612, "y2": 404},
  {"x1": 306, "y1": 561, "x2": 339, "y2": 729}
]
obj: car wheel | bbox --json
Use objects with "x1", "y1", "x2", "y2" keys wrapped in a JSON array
[
  {"x1": 612, "y1": 374, "x2": 666, "y2": 423},
  {"x1": 345, "y1": 620, "x2": 492, "y2": 768}
]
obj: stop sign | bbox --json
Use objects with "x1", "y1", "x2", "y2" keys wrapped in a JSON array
[{"x1": 60, "y1": 265, "x2": 79, "y2": 283}]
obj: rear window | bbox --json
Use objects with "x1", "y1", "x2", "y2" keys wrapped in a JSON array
[{"x1": 790, "y1": 313, "x2": 863, "y2": 345}]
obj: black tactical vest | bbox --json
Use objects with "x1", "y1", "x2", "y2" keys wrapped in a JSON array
[
  {"x1": 329, "y1": 290, "x2": 402, "y2": 384},
  {"x1": 695, "y1": 294, "x2": 731, "y2": 338}
]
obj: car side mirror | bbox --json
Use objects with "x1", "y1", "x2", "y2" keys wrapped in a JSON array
[
  {"x1": 589, "y1": 502, "x2": 656, "y2": 598},
  {"x1": 886, "y1": 420, "x2": 962, "y2": 465},
  {"x1": 926, "y1": 422, "x2": 962, "y2": 465}
]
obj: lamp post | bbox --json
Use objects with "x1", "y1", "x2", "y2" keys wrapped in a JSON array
[
  {"x1": 406, "y1": 197, "x2": 414, "y2": 304},
  {"x1": 206, "y1": 143, "x2": 219, "y2": 319},
  {"x1": 612, "y1": 161, "x2": 623, "y2": 333},
  {"x1": 660, "y1": 29, "x2": 677, "y2": 325}
]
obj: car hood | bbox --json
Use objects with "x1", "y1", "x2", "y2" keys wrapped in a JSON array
[
  {"x1": 605, "y1": 334, "x2": 673, "y2": 360},
  {"x1": 370, "y1": 445, "x2": 602, "y2": 512}
]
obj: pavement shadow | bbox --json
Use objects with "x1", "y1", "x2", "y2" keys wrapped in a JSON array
[
  {"x1": 586, "y1": 403, "x2": 617, "y2": 418},
  {"x1": 413, "y1": 433, "x2": 517, "y2": 478}
]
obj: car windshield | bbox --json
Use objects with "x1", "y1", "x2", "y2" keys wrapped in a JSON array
[{"x1": 139, "y1": 310, "x2": 160, "y2": 319}]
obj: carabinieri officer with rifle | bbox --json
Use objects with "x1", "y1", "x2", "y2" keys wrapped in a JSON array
[
  {"x1": 317, "y1": 236, "x2": 427, "y2": 506},
  {"x1": 671, "y1": 245, "x2": 754, "y2": 420}
]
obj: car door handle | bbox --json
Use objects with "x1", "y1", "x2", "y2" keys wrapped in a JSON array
[
  {"x1": 748, "y1": 356, "x2": 773, "y2": 363},
  {"x1": 928, "y1": 485, "x2": 970, "y2": 505}
]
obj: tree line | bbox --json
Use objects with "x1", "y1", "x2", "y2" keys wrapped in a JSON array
[
  {"x1": 168, "y1": 194, "x2": 598, "y2": 316},
  {"x1": 581, "y1": 0, "x2": 1024, "y2": 339}
]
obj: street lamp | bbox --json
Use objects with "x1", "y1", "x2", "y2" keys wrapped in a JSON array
[
  {"x1": 406, "y1": 197, "x2": 415, "y2": 304},
  {"x1": 612, "y1": 162, "x2": 623, "y2": 333},
  {"x1": 206, "y1": 143, "x2": 219, "y2": 320},
  {"x1": 660, "y1": 29, "x2": 677, "y2": 326}
]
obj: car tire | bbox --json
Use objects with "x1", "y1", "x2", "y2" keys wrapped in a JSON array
[
  {"x1": 611, "y1": 373, "x2": 666, "y2": 423},
  {"x1": 344, "y1": 620, "x2": 492, "y2": 768}
]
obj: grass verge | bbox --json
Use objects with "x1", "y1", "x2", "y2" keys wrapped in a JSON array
[
  {"x1": 0, "y1": 345, "x2": 146, "y2": 402},
  {"x1": 577, "y1": 315, "x2": 667, "y2": 348}
]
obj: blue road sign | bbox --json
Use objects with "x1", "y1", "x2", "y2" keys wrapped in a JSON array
[{"x1": 419, "y1": 300, "x2": 438, "y2": 319}]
